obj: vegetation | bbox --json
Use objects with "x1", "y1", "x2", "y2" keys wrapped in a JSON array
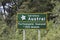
[{"x1": 0, "y1": 0, "x2": 60, "y2": 40}]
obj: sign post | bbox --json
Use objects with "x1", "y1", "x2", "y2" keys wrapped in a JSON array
[
  {"x1": 23, "y1": 29, "x2": 25, "y2": 40},
  {"x1": 17, "y1": 13, "x2": 47, "y2": 40},
  {"x1": 38, "y1": 29, "x2": 40, "y2": 40}
]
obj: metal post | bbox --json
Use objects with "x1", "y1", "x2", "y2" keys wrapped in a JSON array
[
  {"x1": 23, "y1": 29, "x2": 25, "y2": 40},
  {"x1": 38, "y1": 29, "x2": 40, "y2": 40}
]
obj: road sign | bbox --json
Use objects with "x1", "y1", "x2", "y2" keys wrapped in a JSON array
[{"x1": 17, "y1": 13, "x2": 47, "y2": 29}]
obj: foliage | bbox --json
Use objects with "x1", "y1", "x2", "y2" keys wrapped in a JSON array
[{"x1": 0, "y1": 0, "x2": 60, "y2": 40}]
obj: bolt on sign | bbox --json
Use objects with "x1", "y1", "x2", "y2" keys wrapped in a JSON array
[{"x1": 17, "y1": 13, "x2": 47, "y2": 29}]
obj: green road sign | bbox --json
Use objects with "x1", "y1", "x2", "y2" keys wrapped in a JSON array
[{"x1": 17, "y1": 13, "x2": 47, "y2": 29}]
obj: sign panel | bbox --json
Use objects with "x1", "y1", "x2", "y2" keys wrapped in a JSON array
[{"x1": 17, "y1": 13, "x2": 47, "y2": 29}]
